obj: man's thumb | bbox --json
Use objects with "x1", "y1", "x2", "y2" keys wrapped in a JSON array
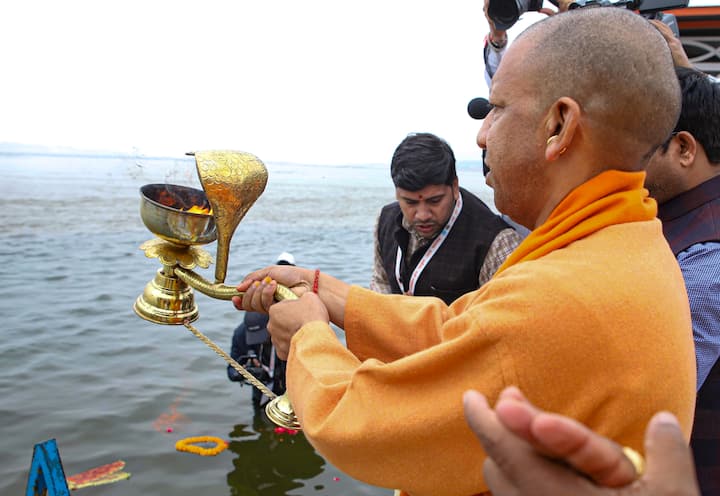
[{"x1": 643, "y1": 411, "x2": 699, "y2": 494}]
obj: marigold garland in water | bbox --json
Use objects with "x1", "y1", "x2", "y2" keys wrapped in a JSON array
[{"x1": 175, "y1": 436, "x2": 228, "y2": 456}]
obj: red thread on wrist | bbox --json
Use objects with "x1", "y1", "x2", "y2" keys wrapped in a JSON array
[{"x1": 312, "y1": 269, "x2": 320, "y2": 294}]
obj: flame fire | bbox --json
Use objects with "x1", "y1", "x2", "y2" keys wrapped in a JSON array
[{"x1": 185, "y1": 205, "x2": 213, "y2": 215}]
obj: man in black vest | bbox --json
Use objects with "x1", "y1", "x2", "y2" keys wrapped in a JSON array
[
  {"x1": 370, "y1": 132, "x2": 522, "y2": 305},
  {"x1": 645, "y1": 66, "x2": 720, "y2": 495}
]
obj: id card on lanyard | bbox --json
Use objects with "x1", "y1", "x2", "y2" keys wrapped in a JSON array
[{"x1": 395, "y1": 194, "x2": 463, "y2": 295}]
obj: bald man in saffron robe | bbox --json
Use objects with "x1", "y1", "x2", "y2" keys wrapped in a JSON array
[{"x1": 235, "y1": 8, "x2": 696, "y2": 496}]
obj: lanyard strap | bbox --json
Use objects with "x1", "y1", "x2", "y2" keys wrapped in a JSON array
[{"x1": 395, "y1": 193, "x2": 463, "y2": 295}]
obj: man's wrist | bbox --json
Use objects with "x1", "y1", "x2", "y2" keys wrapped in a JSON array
[{"x1": 488, "y1": 32, "x2": 507, "y2": 50}]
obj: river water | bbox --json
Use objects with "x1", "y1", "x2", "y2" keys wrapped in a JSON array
[{"x1": 0, "y1": 152, "x2": 491, "y2": 496}]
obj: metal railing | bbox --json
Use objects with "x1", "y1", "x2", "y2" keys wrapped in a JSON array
[{"x1": 682, "y1": 35, "x2": 720, "y2": 77}]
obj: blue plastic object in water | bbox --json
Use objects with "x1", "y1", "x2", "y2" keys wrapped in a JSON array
[{"x1": 25, "y1": 439, "x2": 70, "y2": 496}]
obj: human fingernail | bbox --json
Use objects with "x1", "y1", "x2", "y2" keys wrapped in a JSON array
[
  {"x1": 463, "y1": 390, "x2": 488, "y2": 408},
  {"x1": 653, "y1": 411, "x2": 679, "y2": 425}
]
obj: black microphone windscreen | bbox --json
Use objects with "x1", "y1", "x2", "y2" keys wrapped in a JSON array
[{"x1": 467, "y1": 97, "x2": 492, "y2": 120}]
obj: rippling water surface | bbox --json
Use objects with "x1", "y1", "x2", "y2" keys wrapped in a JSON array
[{"x1": 0, "y1": 153, "x2": 491, "y2": 496}]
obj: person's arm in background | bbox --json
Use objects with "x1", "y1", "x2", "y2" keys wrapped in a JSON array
[
  {"x1": 369, "y1": 212, "x2": 393, "y2": 293},
  {"x1": 676, "y1": 243, "x2": 720, "y2": 389},
  {"x1": 482, "y1": 0, "x2": 570, "y2": 88},
  {"x1": 477, "y1": 228, "x2": 523, "y2": 286},
  {"x1": 483, "y1": 0, "x2": 508, "y2": 88},
  {"x1": 549, "y1": 0, "x2": 574, "y2": 13},
  {"x1": 650, "y1": 18, "x2": 692, "y2": 68},
  {"x1": 463, "y1": 386, "x2": 700, "y2": 496}
]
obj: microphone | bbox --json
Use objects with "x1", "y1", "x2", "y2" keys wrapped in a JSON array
[{"x1": 467, "y1": 97, "x2": 493, "y2": 120}]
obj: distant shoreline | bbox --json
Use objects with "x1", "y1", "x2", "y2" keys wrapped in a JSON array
[
  {"x1": 0, "y1": 145, "x2": 483, "y2": 170},
  {"x1": 0, "y1": 150, "x2": 178, "y2": 161}
]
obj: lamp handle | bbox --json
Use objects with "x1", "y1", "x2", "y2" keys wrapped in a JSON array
[{"x1": 174, "y1": 267, "x2": 298, "y2": 302}]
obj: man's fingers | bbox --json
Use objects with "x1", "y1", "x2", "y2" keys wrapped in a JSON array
[
  {"x1": 261, "y1": 278, "x2": 277, "y2": 310},
  {"x1": 494, "y1": 397, "x2": 537, "y2": 443},
  {"x1": 643, "y1": 411, "x2": 700, "y2": 493},
  {"x1": 497, "y1": 385, "x2": 527, "y2": 403},
  {"x1": 465, "y1": 390, "x2": 604, "y2": 496},
  {"x1": 463, "y1": 390, "x2": 492, "y2": 435},
  {"x1": 493, "y1": 396, "x2": 635, "y2": 487},
  {"x1": 237, "y1": 268, "x2": 271, "y2": 291},
  {"x1": 649, "y1": 19, "x2": 671, "y2": 38},
  {"x1": 482, "y1": 458, "x2": 517, "y2": 496},
  {"x1": 464, "y1": 391, "x2": 541, "y2": 485},
  {"x1": 466, "y1": 389, "x2": 696, "y2": 494},
  {"x1": 463, "y1": 390, "x2": 520, "y2": 464},
  {"x1": 529, "y1": 412, "x2": 637, "y2": 487}
]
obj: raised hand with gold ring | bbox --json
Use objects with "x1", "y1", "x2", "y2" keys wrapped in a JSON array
[{"x1": 463, "y1": 386, "x2": 699, "y2": 496}]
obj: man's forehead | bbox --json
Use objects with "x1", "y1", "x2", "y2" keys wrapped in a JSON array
[
  {"x1": 396, "y1": 184, "x2": 451, "y2": 199},
  {"x1": 495, "y1": 37, "x2": 533, "y2": 81},
  {"x1": 490, "y1": 64, "x2": 524, "y2": 101}
]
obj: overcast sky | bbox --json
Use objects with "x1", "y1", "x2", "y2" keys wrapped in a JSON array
[{"x1": 1, "y1": 1, "x2": 710, "y2": 165}]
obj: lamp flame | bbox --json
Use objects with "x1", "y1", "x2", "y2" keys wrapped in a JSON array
[{"x1": 184, "y1": 205, "x2": 212, "y2": 215}]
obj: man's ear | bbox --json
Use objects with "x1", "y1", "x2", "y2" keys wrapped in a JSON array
[
  {"x1": 544, "y1": 97, "x2": 580, "y2": 161},
  {"x1": 675, "y1": 131, "x2": 697, "y2": 169}
]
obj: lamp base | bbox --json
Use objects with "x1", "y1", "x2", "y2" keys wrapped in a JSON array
[
  {"x1": 134, "y1": 268, "x2": 198, "y2": 325},
  {"x1": 265, "y1": 394, "x2": 302, "y2": 430}
]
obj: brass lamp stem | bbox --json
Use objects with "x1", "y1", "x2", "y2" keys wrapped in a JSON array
[{"x1": 173, "y1": 266, "x2": 298, "y2": 302}]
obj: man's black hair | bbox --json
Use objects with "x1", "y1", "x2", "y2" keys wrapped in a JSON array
[
  {"x1": 390, "y1": 132, "x2": 457, "y2": 191},
  {"x1": 661, "y1": 67, "x2": 720, "y2": 164}
]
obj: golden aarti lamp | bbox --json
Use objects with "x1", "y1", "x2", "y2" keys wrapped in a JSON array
[{"x1": 133, "y1": 150, "x2": 300, "y2": 430}]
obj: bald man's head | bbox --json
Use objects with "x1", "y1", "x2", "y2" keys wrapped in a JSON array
[{"x1": 517, "y1": 8, "x2": 681, "y2": 159}]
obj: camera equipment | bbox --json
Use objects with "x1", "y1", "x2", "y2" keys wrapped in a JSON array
[
  {"x1": 567, "y1": 0, "x2": 687, "y2": 13},
  {"x1": 566, "y1": 0, "x2": 688, "y2": 37},
  {"x1": 487, "y1": 0, "x2": 688, "y2": 36},
  {"x1": 236, "y1": 351, "x2": 271, "y2": 383},
  {"x1": 487, "y1": 0, "x2": 544, "y2": 30}
]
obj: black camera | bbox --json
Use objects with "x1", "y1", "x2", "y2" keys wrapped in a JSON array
[
  {"x1": 567, "y1": 0, "x2": 687, "y2": 12},
  {"x1": 488, "y1": 0, "x2": 545, "y2": 30},
  {"x1": 236, "y1": 351, "x2": 271, "y2": 383},
  {"x1": 566, "y1": 0, "x2": 688, "y2": 37},
  {"x1": 568, "y1": 0, "x2": 687, "y2": 34},
  {"x1": 487, "y1": 0, "x2": 688, "y2": 36}
]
